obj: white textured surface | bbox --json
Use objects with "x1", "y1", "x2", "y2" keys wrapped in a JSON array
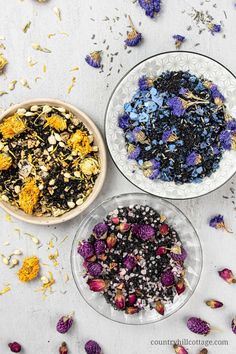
[{"x1": 0, "y1": 0, "x2": 236, "y2": 353}]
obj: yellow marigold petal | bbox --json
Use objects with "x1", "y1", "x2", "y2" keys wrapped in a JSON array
[
  {"x1": 19, "y1": 179, "x2": 40, "y2": 214},
  {"x1": 0, "y1": 54, "x2": 8, "y2": 72},
  {"x1": 18, "y1": 256, "x2": 40, "y2": 282},
  {"x1": 45, "y1": 115, "x2": 67, "y2": 131},
  {"x1": 0, "y1": 114, "x2": 26, "y2": 139},
  {"x1": 67, "y1": 129, "x2": 92, "y2": 156},
  {"x1": 0, "y1": 153, "x2": 12, "y2": 170}
]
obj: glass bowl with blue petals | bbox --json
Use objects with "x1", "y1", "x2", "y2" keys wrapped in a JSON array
[{"x1": 105, "y1": 51, "x2": 236, "y2": 199}]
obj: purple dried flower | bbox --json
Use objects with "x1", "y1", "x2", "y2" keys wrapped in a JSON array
[
  {"x1": 144, "y1": 168, "x2": 160, "y2": 180},
  {"x1": 118, "y1": 114, "x2": 130, "y2": 129},
  {"x1": 125, "y1": 16, "x2": 142, "y2": 47},
  {"x1": 138, "y1": 0, "x2": 161, "y2": 18},
  {"x1": 132, "y1": 127, "x2": 146, "y2": 143},
  {"x1": 85, "y1": 340, "x2": 102, "y2": 354},
  {"x1": 173, "y1": 34, "x2": 185, "y2": 49},
  {"x1": 208, "y1": 23, "x2": 221, "y2": 35},
  {"x1": 161, "y1": 270, "x2": 175, "y2": 286},
  {"x1": 138, "y1": 76, "x2": 154, "y2": 91},
  {"x1": 167, "y1": 97, "x2": 186, "y2": 117},
  {"x1": 56, "y1": 314, "x2": 73, "y2": 334},
  {"x1": 187, "y1": 317, "x2": 211, "y2": 335},
  {"x1": 132, "y1": 224, "x2": 155, "y2": 240},
  {"x1": 85, "y1": 51, "x2": 102, "y2": 68},
  {"x1": 209, "y1": 214, "x2": 232, "y2": 232},
  {"x1": 8, "y1": 342, "x2": 21, "y2": 353},
  {"x1": 170, "y1": 246, "x2": 187, "y2": 262},
  {"x1": 123, "y1": 254, "x2": 137, "y2": 270},
  {"x1": 78, "y1": 241, "x2": 94, "y2": 259},
  {"x1": 127, "y1": 144, "x2": 141, "y2": 159},
  {"x1": 210, "y1": 84, "x2": 225, "y2": 102},
  {"x1": 231, "y1": 318, "x2": 236, "y2": 334},
  {"x1": 93, "y1": 223, "x2": 108, "y2": 239},
  {"x1": 220, "y1": 130, "x2": 233, "y2": 150},
  {"x1": 186, "y1": 152, "x2": 202, "y2": 166},
  {"x1": 227, "y1": 120, "x2": 236, "y2": 132},
  {"x1": 87, "y1": 262, "x2": 103, "y2": 276},
  {"x1": 94, "y1": 240, "x2": 106, "y2": 255},
  {"x1": 162, "y1": 130, "x2": 178, "y2": 143}
]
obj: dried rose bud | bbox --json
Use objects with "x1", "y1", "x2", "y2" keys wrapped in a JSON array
[
  {"x1": 132, "y1": 224, "x2": 155, "y2": 240},
  {"x1": 78, "y1": 241, "x2": 94, "y2": 259},
  {"x1": 106, "y1": 234, "x2": 117, "y2": 249},
  {"x1": 161, "y1": 270, "x2": 175, "y2": 286},
  {"x1": 175, "y1": 278, "x2": 186, "y2": 295},
  {"x1": 155, "y1": 300, "x2": 165, "y2": 315},
  {"x1": 119, "y1": 223, "x2": 131, "y2": 233},
  {"x1": 88, "y1": 278, "x2": 107, "y2": 292},
  {"x1": 93, "y1": 223, "x2": 108, "y2": 239},
  {"x1": 128, "y1": 293, "x2": 137, "y2": 305},
  {"x1": 156, "y1": 246, "x2": 167, "y2": 256},
  {"x1": 87, "y1": 262, "x2": 103, "y2": 277},
  {"x1": 205, "y1": 299, "x2": 223, "y2": 309},
  {"x1": 173, "y1": 343, "x2": 188, "y2": 354},
  {"x1": 94, "y1": 240, "x2": 106, "y2": 255},
  {"x1": 8, "y1": 342, "x2": 21, "y2": 353},
  {"x1": 126, "y1": 306, "x2": 139, "y2": 315},
  {"x1": 199, "y1": 349, "x2": 208, "y2": 354},
  {"x1": 123, "y1": 254, "x2": 137, "y2": 270},
  {"x1": 159, "y1": 223, "x2": 169, "y2": 235},
  {"x1": 59, "y1": 342, "x2": 68, "y2": 354},
  {"x1": 84, "y1": 340, "x2": 102, "y2": 354},
  {"x1": 218, "y1": 268, "x2": 236, "y2": 284},
  {"x1": 187, "y1": 317, "x2": 211, "y2": 335},
  {"x1": 56, "y1": 314, "x2": 73, "y2": 334},
  {"x1": 115, "y1": 291, "x2": 126, "y2": 310},
  {"x1": 232, "y1": 318, "x2": 236, "y2": 334},
  {"x1": 170, "y1": 246, "x2": 187, "y2": 262},
  {"x1": 111, "y1": 216, "x2": 119, "y2": 224}
]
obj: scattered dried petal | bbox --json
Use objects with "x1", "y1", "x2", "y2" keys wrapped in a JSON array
[
  {"x1": 173, "y1": 343, "x2": 188, "y2": 354},
  {"x1": 218, "y1": 268, "x2": 236, "y2": 284},
  {"x1": 205, "y1": 299, "x2": 223, "y2": 309}
]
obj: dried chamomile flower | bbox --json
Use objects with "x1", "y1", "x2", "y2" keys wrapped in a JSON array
[
  {"x1": 0, "y1": 53, "x2": 8, "y2": 72},
  {"x1": 85, "y1": 51, "x2": 102, "y2": 68},
  {"x1": 19, "y1": 179, "x2": 40, "y2": 214},
  {"x1": 125, "y1": 16, "x2": 142, "y2": 47},
  {"x1": 0, "y1": 153, "x2": 12, "y2": 170},
  {"x1": 67, "y1": 130, "x2": 92, "y2": 156},
  {"x1": 45, "y1": 115, "x2": 67, "y2": 131},
  {"x1": 0, "y1": 114, "x2": 26, "y2": 139},
  {"x1": 18, "y1": 256, "x2": 40, "y2": 282},
  {"x1": 80, "y1": 158, "x2": 100, "y2": 176}
]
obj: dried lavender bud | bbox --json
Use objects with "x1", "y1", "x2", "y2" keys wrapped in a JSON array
[
  {"x1": 78, "y1": 241, "x2": 94, "y2": 259},
  {"x1": 84, "y1": 340, "x2": 102, "y2": 354},
  {"x1": 56, "y1": 314, "x2": 73, "y2": 334},
  {"x1": 187, "y1": 317, "x2": 211, "y2": 335},
  {"x1": 161, "y1": 270, "x2": 175, "y2": 286},
  {"x1": 59, "y1": 342, "x2": 68, "y2": 354},
  {"x1": 8, "y1": 342, "x2": 21, "y2": 353}
]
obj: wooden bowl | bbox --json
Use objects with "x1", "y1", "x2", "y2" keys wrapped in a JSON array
[{"x1": 0, "y1": 99, "x2": 107, "y2": 225}]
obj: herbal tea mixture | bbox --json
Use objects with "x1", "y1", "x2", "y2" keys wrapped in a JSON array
[
  {"x1": 118, "y1": 70, "x2": 236, "y2": 184},
  {"x1": 78, "y1": 204, "x2": 187, "y2": 314},
  {"x1": 0, "y1": 105, "x2": 100, "y2": 216}
]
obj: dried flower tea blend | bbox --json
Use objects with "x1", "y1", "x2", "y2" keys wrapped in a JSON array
[
  {"x1": 77, "y1": 204, "x2": 188, "y2": 314},
  {"x1": 118, "y1": 71, "x2": 236, "y2": 184},
  {"x1": 0, "y1": 105, "x2": 100, "y2": 217}
]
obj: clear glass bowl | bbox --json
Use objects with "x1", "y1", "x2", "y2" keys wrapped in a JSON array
[{"x1": 71, "y1": 193, "x2": 203, "y2": 325}]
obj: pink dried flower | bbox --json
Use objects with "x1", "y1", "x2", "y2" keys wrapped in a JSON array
[
  {"x1": 159, "y1": 223, "x2": 169, "y2": 235},
  {"x1": 205, "y1": 299, "x2": 223, "y2": 309},
  {"x1": 175, "y1": 278, "x2": 186, "y2": 295},
  {"x1": 85, "y1": 340, "x2": 102, "y2": 354},
  {"x1": 232, "y1": 318, "x2": 236, "y2": 334},
  {"x1": 218, "y1": 268, "x2": 236, "y2": 284},
  {"x1": 59, "y1": 342, "x2": 68, "y2": 354},
  {"x1": 128, "y1": 293, "x2": 137, "y2": 305},
  {"x1": 106, "y1": 234, "x2": 117, "y2": 249},
  {"x1": 119, "y1": 223, "x2": 131, "y2": 233},
  {"x1": 115, "y1": 291, "x2": 126, "y2": 310},
  {"x1": 156, "y1": 246, "x2": 167, "y2": 256},
  {"x1": 155, "y1": 300, "x2": 165, "y2": 315},
  {"x1": 111, "y1": 216, "x2": 119, "y2": 224},
  {"x1": 56, "y1": 314, "x2": 74, "y2": 334},
  {"x1": 173, "y1": 343, "x2": 188, "y2": 354},
  {"x1": 126, "y1": 306, "x2": 139, "y2": 315},
  {"x1": 88, "y1": 278, "x2": 107, "y2": 292},
  {"x1": 187, "y1": 317, "x2": 211, "y2": 335},
  {"x1": 199, "y1": 349, "x2": 208, "y2": 354},
  {"x1": 8, "y1": 342, "x2": 21, "y2": 353}
]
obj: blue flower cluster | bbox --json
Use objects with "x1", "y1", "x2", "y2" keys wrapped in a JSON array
[
  {"x1": 138, "y1": 0, "x2": 161, "y2": 18},
  {"x1": 118, "y1": 71, "x2": 235, "y2": 184}
]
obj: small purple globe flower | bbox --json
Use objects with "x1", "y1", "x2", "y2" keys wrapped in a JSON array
[
  {"x1": 93, "y1": 223, "x2": 108, "y2": 239},
  {"x1": 78, "y1": 241, "x2": 94, "y2": 259},
  {"x1": 94, "y1": 240, "x2": 106, "y2": 255},
  {"x1": 187, "y1": 317, "x2": 211, "y2": 335},
  {"x1": 161, "y1": 270, "x2": 175, "y2": 286},
  {"x1": 170, "y1": 246, "x2": 187, "y2": 262},
  {"x1": 85, "y1": 340, "x2": 102, "y2": 354},
  {"x1": 87, "y1": 262, "x2": 103, "y2": 276},
  {"x1": 56, "y1": 314, "x2": 73, "y2": 334},
  {"x1": 123, "y1": 255, "x2": 137, "y2": 270},
  {"x1": 132, "y1": 224, "x2": 155, "y2": 241}
]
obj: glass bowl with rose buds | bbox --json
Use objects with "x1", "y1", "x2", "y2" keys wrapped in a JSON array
[{"x1": 71, "y1": 193, "x2": 202, "y2": 325}]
